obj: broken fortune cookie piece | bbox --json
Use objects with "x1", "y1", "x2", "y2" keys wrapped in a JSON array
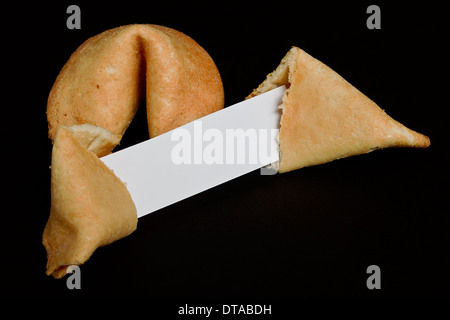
[
  {"x1": 247, "y1": 47, "x2": 430, "y2": 173},
  {"x1": 43, "y1": 126, "x2": 137, "y2": 279}
]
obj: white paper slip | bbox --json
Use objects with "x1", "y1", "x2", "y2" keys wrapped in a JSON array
[{"x1": 101, "y1": 86, "x2": 285, "y2": 218}]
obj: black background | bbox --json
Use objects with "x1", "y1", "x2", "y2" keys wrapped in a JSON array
[{"x1": 2, "y1": 1, "x2": 448, "y2": 303}]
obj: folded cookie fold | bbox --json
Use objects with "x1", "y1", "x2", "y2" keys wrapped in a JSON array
[
  {"x1": 248, "y1": 47, "x2": 430, "y2": 173},
  {"x1": 43, "y1": 126, "x2": 137, "y2": 279}
]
